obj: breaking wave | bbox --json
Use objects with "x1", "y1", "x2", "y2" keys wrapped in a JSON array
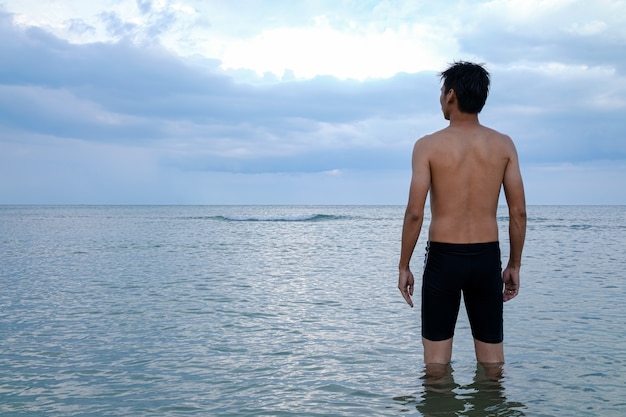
[{"x1": 211, "y1": 214, "x2": 348, "y2": 222}]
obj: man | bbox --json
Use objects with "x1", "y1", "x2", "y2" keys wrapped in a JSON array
[{"x1": 398, "y1": 61, "x2": 527, "y2": 366}]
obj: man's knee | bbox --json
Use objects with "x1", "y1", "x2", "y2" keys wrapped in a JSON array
[
  {"x1": 473, "y1": 339, "x2": 504, "y2": 364},
  {"x1": 422, "y1": 337, "x2": 453, "y2": 365}
]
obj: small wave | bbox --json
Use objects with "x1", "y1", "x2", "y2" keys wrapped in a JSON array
[
  {"x1": 213, "y1": 214, "x2": 347, "y2": 222},
  {"x1": 545, "y1": 224, "x2": 594, "y2": 230}
]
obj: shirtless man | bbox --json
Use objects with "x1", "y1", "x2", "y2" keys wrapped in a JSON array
[{"x1": 398, "y1": 61, "x2": 527, "y2": 366}]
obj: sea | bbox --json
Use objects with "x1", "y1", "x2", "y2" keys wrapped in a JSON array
[{"x1": 1, "y1": 205, "x2": 625, "y2": 416}]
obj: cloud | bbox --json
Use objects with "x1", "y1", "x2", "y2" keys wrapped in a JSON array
[
  {"x1": 458, "y1": 0, "x2": 626, "y2": 71},
  {"x1": 481, "y1": 60, "x2": 626, "y2": 164},
  {"x1": 0, "y1": 11, "x2": 436, "y2": 145},
  {"x1": 100, "y1": 11, "x2": 139, "y2": 39},
  {"x1": 217, "y1": 17, "x2": 457, "y2": 80},
  {"x1": 0, "y1": 2, "x2": 625, "y2": 204},
  {"x1": 65, "y1": 18, "x2": 95, "y2": 36},
  {"x1": 136, "y1": 0, "x2": 153, "y2": 15}
]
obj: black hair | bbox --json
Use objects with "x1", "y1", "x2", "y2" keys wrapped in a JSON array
[{"x1": 439, "y1": 61, "x2": 490, "y2": 114}]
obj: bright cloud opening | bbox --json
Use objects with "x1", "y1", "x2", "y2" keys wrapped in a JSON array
[{"x1": 216, "y1": 19, "x2": 456, "y2": 80}]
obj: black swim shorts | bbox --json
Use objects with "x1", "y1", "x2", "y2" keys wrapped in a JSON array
[{"x1": 421, "y1": 241, "x2": 503, "y2": 344}]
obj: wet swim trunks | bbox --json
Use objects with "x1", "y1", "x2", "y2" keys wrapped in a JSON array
[{"x1": 421, "y1": 241, "x2": 503, "y2": 344}]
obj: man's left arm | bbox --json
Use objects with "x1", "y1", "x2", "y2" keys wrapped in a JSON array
[{"x1": 502, "y1": 137, "x2": 526, "y2": 302}]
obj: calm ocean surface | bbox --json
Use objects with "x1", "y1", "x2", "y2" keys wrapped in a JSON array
[{"x1": 1, "y1": 205, "x2": 625, "y2": 416}]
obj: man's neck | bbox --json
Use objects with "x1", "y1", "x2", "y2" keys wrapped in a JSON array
[{"x1": 448, "y1": 110, "x2": 480, "y2": 126}]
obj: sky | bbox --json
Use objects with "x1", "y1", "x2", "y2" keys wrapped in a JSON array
[{"x1": 1, "y1": 0, "x2": 625, "y2": 205}]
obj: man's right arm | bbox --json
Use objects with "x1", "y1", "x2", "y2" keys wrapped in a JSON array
[
  {"x1": 398, "y1": 137, "x2": 431, "y2": 307},
  {"x1": 502, "y1": 138, "x2": 527, "y2": 301}
]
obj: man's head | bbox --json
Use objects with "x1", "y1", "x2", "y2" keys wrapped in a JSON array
[{"x1": 439, "y1": 61, "x2": 490, "y2": 116}]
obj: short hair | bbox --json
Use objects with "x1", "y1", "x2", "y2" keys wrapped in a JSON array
[{"x1": 439, "y1": 61, "x2": 490, "y2": 114}]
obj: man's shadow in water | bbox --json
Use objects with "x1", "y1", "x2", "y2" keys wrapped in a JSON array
[{"x1": 394, "y1": 363, "x2": 526, "y2": 416}]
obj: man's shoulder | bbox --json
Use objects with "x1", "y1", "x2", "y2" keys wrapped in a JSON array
[
  {"x1": 481, "y1": 124, "x2": 512, "y2": 139},
  {"x1": 478, "y1": 126, "x2": 519, "y2": 159},
  {"x1": 416, "y1": 127, "x2": 449, "y2": 144}
]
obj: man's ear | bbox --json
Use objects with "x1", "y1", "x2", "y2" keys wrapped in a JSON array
[{"x1": 446, "y1": 88, "x2": 456, "y2": 103}]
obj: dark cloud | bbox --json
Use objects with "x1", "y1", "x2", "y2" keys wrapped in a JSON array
[
  {"x1": 100, "y1": 11, "x2": 138, "y2": 39},
  {"x1": 456, "y1": 2, "x2": 626, "y2": 76},
  {"x1": 66, "y1": 18, "x2": 96, "y2": 36},
  {"x1": 97, "y1": 3, "x2": 183, "y2": 46},
  {"x1": 136, "y1": 0, "x2": 152, "y2": 15},
  {"x1": 461, "y1": 29, "x2": 626, "y2": 74}
]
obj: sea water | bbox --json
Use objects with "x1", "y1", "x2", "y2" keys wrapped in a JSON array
[{"x1": 1, "y1": 205, "x2": 624, "y2": 416}]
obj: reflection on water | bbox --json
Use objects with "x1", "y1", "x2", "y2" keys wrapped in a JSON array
[
  {"x1": 395, "y1": 364, "x2": 526, "y2": 416},
  {"x1": 3, "y1": 206, "x2": 625, "y2": 415}
]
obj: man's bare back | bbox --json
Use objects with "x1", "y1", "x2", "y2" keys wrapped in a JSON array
[{"x1": 419, "y1": 122, "x2": 519, "y2": 244}]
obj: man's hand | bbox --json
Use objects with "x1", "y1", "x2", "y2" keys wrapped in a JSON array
[
  {"x1": 398, "y1": 267, "x2": 415, "y2": 307},
  {"x1": 502, "y1": 265, "x2": 520, "y2": 302}
]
